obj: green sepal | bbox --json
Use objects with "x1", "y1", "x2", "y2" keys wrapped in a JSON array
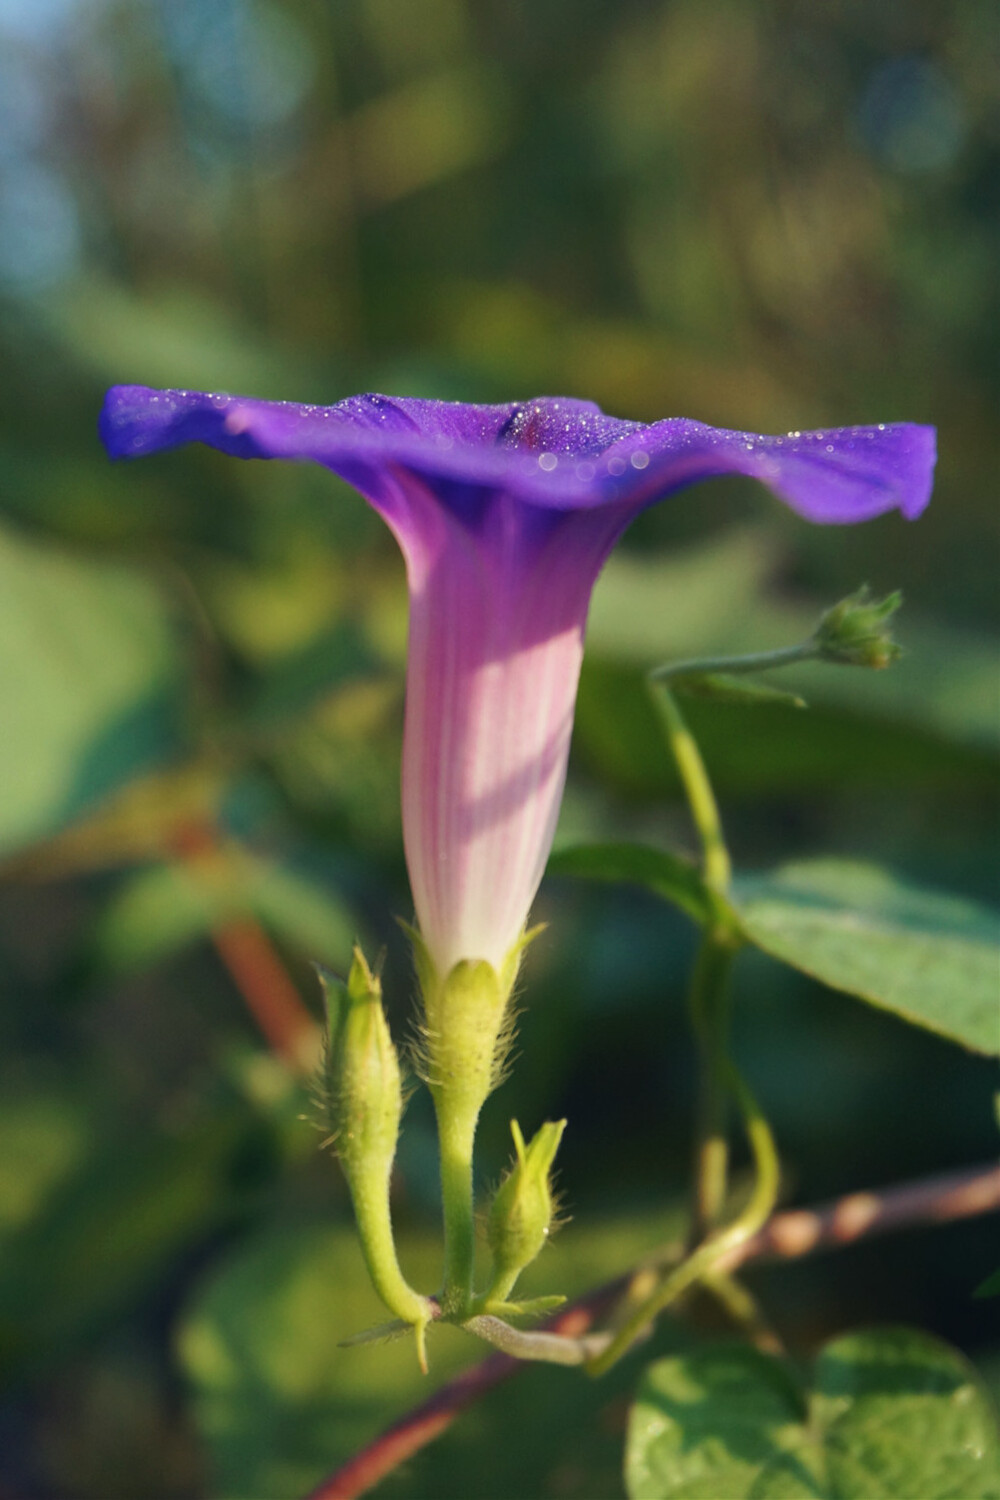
[
  {"x1": 317, "y1": 947, "x2": 403, "y2": 1170},
  {"x1": 419, "y1": 955, "x2": 512, "y2": 1111},
  {"x1": 499, "y1": 923, "x2": 547, "y2": 1000},
  {"x1": 338, "y1": 1317, "x2": 414, "y2": 1347},
  {"x1": 670, "y1": 671, "x2": 807, "y2": 709},
  {"x1": 316, "y1": 949, "x2": 434, "y2": 1355}
]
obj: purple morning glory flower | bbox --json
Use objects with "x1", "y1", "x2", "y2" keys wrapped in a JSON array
[{"x1": 100, "y1": 387, "x2": 935, "y2": 980}]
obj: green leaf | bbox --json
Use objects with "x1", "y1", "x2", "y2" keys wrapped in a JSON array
[
  {"x1": 551, "y1": 841, "x2": 999, "y2": 1054},
  {"x1": 975, "y1": 1268, "x2": 1000, "y2": 1299},
  {"x1": 92, "y1": 850, "x2": 355, "y2": 974},
  {"x1": 625, "y1": 1345, "x2": 826, "y2": 1500},
  {"x1": 0, "y1": 1081, "x2": 293, "y2": 1385},
  {"x1": 0, "y1": 524, "x2": 186, "y2": 857},
  {"x1": 812, "y1": 1328, "x2": 1000, "y2": 1500},
  {"x1": 626, "y1": 1329, "x2": 1000, "y2": 1500},
  {"x1": 547, "y1": 842, "x2": 716, "y2": 927},
  {"x1": 732, "y1": 860, "x2": 1000, "y2": 1056}
]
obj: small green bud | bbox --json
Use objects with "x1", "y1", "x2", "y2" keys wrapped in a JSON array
[
  {"x1": 319, "y1": 947, "x2": 403, "y2": 1177},
  {"x1": 486, "y1": 1119, "x2": 566, "y2": 1302},
  {"x1": 813, "y1": 586, "x2": 903, "y2": 669}
]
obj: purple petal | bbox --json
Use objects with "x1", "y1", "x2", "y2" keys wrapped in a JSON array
[
  {"x1": 101, "y1": 386, "x2": 934, "y2": 527},
  {"x1": 615, "y1": 419, "x2": 936, "y2": 524}
]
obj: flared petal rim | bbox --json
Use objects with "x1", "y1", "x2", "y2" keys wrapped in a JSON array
[{"x1": 100, "y1": 386, "x2": 935, "y2": 525}]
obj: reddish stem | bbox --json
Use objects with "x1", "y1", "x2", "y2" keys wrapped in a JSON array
[
  {"x1": 171, "y1": 819, "x2": 319, "y2": 1071},
  {"x1": 211, "y1": 919, "x2": 318, "y2": 1070}
]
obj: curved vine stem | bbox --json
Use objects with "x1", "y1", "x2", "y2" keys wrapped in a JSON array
[{"x1": 585, "y1": 1063, "x2": 780, "y2": 1376}]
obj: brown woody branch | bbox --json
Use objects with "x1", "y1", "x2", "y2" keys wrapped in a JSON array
[{"x1": 304, "y1": 1161, "x2": 1000, "y2": 1500}]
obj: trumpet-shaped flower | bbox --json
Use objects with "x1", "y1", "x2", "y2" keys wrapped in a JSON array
[{"x1": 100, "y1": 387, "x2": 935, "y2": 979}]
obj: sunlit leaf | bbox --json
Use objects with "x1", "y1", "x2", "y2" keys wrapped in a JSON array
[
  {"x1": 626, "y1": 1330, "x2": 1000, "y2": 1499},
  {"x1": 733, "y1": 860, "x2": 1000, "y2": 1056},
  {"x1": 626, "y1": 1344, "x2": 825, "y2": 1500}
]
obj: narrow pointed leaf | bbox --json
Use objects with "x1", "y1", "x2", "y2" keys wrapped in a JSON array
[{"x1": 547, "y1": 842, "x2": 720, "y2": 927}]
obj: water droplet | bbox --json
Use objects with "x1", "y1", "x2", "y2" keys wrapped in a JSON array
[
  {"x1": 607, "y1": 455, "x2": 627, "y2": 476},
  {"x1": 538, "y1": 452, "x2": 558, "y2": 471},
  {"x1": 630, "y1": 450, "x2": 650, "y2": 470},
  {"x1": 575, "y1": 461, "x2": 596, "y2": 481}
]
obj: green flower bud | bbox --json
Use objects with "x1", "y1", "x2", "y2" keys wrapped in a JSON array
[
  {"x1": 813, "y1": 586, "x2": 903, "y2": 669},
  {"x1": 318, "y1": 949, "x2": 434, "y2": 1360},
  {"x1": 320, "y1": 947, "x2": 403, "y2": 1175},
  {"x1": 486, "y1": 1118, "x2": 566, "y2": 1303}
]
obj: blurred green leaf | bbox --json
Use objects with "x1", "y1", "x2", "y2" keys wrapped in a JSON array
[
  {"x1": 975, "y1": 1269, "x2": 1000, "y2": 1300},
  {"x1": 92, "y1": 849, "x2": 355, "y2": 974},
  {"x1": 0, "y1": 1076, "x2": 298, "y2": 1387},
  {"x1": 44, "y1": 277, "x2": 322, "y2": 397},
  {"x1": 0, "y1": 1088, "x2": 94, "y2": 1237},
  {"x1": 574, "y1": 661, "x2": 996, "y2": 800},
  {"x1": 733, "y1": 860, "x2": 1000, "y2": 1056},
  {"x1": 0, "y1": 524, "x2": 186, "y2": 857},
  {"x1": 626, "y1": 1329, "x2": 1000, "y2": 1500}
]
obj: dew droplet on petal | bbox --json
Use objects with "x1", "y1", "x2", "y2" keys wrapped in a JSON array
[
  {"x1": 607, "y1": 455, "x2": 627, "y2": 476},
  {"x1": 630, "y1": 450, "x2": 649, "y2": 469},
  {"x1": 538, "y1": 452, "x2": 558, "y2": 471}
]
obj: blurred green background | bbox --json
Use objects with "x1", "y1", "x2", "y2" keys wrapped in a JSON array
[{"x1": 0, "y1": 1, "x2": 997, "y2": 1496}]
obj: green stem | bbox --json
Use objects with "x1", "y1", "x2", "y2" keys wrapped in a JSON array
[
  {"x1": 586, "y1": 1062, "x2": 780, "y2": 1377},
  {"x1": 650, "y1": 640, "x2": 817, "y2": 683},
  {"x1": 649, "y1": 683, "x2": 731, "y2": 891},
  {"x1": 701, "y1": 1268, "x2": 784, "y2": 1355},
  {"x1": 688, "y1": 933, "x2": 738, "y2": 1237},
  {"x1": 433, "y1": 1089, "x2": 480, "y2": 1316},
  {"x1": 651, "y1": 680, "x2": 741, "y2": 1230},
  {"x1": 344, "y1": 1164, "x2": 434, "y2": 1370}
]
